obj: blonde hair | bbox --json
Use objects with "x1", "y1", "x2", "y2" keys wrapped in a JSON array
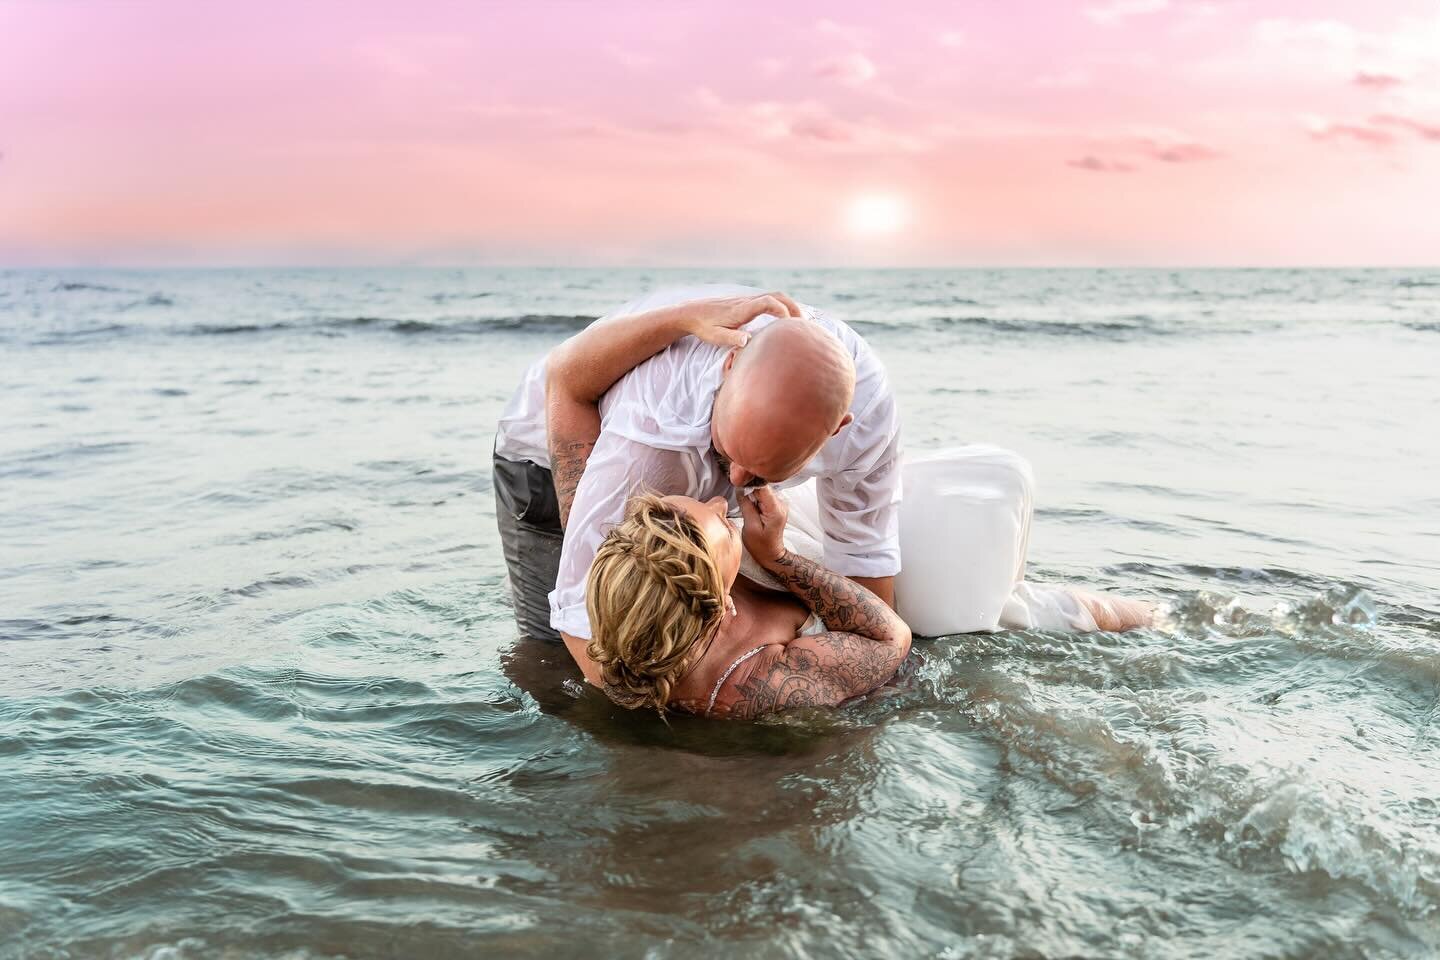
[{"x1": 585, "y1": 493, "x2": 727, "y2": 715}]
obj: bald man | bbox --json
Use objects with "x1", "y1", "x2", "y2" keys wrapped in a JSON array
[{"x1": 493, "y1": 285, "x2": 901, "y2": 645}]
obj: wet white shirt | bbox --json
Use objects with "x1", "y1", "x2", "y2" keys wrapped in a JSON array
[{"x1": 494, "y1": 284, "x2": 902, "y2": 639}]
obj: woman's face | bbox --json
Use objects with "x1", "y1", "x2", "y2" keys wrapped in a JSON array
[{"x1": 662, "y1": 495, "x2": 742, "y2": 591}]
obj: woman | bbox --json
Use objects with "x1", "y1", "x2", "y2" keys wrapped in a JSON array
[
  {"x1": 545, "y1": 291, "x2": 1153, "y2": 719},
  {"x1": 580, "y1": 483, "x2": 913, "y2": 719}
]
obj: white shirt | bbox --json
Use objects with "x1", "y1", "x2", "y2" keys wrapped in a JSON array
[{"x1": 494, "y1": 284, "x2": 902, "y2": 639}]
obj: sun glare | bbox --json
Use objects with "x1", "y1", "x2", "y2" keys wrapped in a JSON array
[{"x1": 844, "y1": 193, "x2": 909, "y2": 237}]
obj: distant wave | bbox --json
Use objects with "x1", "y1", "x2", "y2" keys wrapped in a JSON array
[
  {"x1": 852, "y1": 313, "x2": 1170, "y2": 339},
  {"x1": 427, "y1": 291, "x2": 494, "y2": 303},
  {"x1": 120, "y1": 293, "x2": 174, "y2": 309},
  {"x1": 50, "y1": 281, "x2": 125, "y2": 293},
  {"x1": 387, "y1": 314, "x2": 597, "y2": 335},
  {"x1": 184, "y1": 315, "x2": 597, "y2": 337},
  {"x1": 15, "y1": 313, "x2": 601, "y2": 345}
]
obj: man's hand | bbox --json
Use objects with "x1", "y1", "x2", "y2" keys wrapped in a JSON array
[
  {"x1": 545, "y1": 291, "x2": 798, "y2": 528},
  {"x1": 682, "y1": 292, "x2": 804, "y2": 349},
  {"x1": 739, "y1": 484, "x2": 790, "y2": 567}
]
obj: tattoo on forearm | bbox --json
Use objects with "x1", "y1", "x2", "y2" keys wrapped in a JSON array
[
  {"x1": 548, "y1": 439, "x2": 594, "y2": 528},
  {"x1": 717, "y1": 551, "x2": 908, "y2": 719},
  {"x1": 768, "y1": 550, "x2": 903, "y2": 641},
  {"x1": 724, "y1": 632, "x2": 901, "y2": 720}
]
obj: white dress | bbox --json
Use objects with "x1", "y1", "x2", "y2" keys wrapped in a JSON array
[{"x1": 739, "y1": 446, "x2": 1099, "y2": 636}]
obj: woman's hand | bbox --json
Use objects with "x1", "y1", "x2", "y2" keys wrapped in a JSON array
[
  {"x1": 683, "y1": 292, "x2": 804, "y2": 349},
  {"x1": 739, "y1": 484, "x2": 790, "y2": 567}
]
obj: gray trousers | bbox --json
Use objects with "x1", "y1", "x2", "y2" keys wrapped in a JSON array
[{"x1": 493, "y1": 452, "x2": 564, "y2": 644}]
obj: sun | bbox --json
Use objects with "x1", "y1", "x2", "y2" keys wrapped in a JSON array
[{"x1": 844, "y1": 193, "x2": 909, "y2": 236}]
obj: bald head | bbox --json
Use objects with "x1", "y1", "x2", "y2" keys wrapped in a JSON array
[{"x1": 711, "y1": 318, "x2": 856, "y2": 488}]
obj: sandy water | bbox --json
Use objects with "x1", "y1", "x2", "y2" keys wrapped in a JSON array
[{"x1": 2, "y1": 268, "x2": 1438, "y2": 958}]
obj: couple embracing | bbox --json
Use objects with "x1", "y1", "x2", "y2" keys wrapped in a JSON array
[{"x1": 493, "y1": 287, "x2": 1151, "y2": 720}]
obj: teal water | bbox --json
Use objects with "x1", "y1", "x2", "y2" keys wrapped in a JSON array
[{"x1": 2, "y1": 268, "x2": 1439, "y2": 958}]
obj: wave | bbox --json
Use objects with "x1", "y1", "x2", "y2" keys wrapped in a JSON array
[
  {"x1": 851, "y1": 313, "x2": 1171, "y2": 339},
  {"x1": 50, "y1": 281, "x2": 125, "y2": 293},
  {"x1": 933, "y1": 314, "x2": 1168, "y2": 338},
  {"x1": 918, "y1": 587, "x2": 1440, "y2": 915},
  {"x1": 192, "y1": 314, "x2": 596, "y2": 337},
  {"x1": 22, "y1": 314, "x2": 600, "y2": 344},
  {"x1": 387, "y1": 314, "x2": 596, "y2": 335},
  {"x1": 426, "y1": 291, "x2": 494, "y2": 303},
  {"x1": 121, "y1": 293, "x2": 175, "y2": 309}
]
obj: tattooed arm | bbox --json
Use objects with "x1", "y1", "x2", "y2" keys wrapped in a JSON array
[
  {"x1": 723, "y1": 486, "x2": 912, "y2": 719},
  {"x1": 544, "y1": 292, "x2": 801, "y2": 526}
]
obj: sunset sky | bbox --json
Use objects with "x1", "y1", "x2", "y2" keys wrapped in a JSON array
[{"x1": 3, "y1": 0, "x2": 1438, "y2": 266}]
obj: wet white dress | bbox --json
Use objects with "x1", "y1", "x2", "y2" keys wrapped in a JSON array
[{"x1": 739, "y1": 446, "x2": 1099, "y2": 636}]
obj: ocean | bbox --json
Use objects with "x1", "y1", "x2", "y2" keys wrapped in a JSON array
[{"x1": 2, "y1": 267, "x2": 1438, "y2": 958}]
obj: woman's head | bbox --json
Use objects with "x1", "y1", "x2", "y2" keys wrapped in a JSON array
[{"x1": 585, "y1": 493, "x2": 742, "y2": 714}]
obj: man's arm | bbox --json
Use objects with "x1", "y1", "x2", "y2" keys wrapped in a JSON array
[
  {"x1": 816, "y1": 444, "x2": 903, "y2": 611},
  {"x1": 545, "y1": 292, "x2": 800, "y2": 526}
]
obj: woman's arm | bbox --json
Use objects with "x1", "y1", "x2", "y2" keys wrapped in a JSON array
[
  {"x1": 545, "y1": 292, "x2": 801, "y2": 526},
  {"x1": 726, "y1": 487, "x2": 912, "y2": 719}
]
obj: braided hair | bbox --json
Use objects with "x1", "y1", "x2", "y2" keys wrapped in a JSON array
[{"x1": 585, "y1": 493, "x2": 728, "y2": 716}]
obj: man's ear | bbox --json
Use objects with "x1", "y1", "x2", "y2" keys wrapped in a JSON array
[{"x1": 830, "y1": 412, "x2": 854, "y2": 437}]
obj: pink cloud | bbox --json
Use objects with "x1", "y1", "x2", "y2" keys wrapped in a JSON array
[
  {"x1": 1354, "y1": 71, "x2": 1403, "y2": 89},
  {"x1": 1067, "y1": 155, "x2": 1137, "y2": 173},
  {"x1": 1141, "y1": 140, "x2": 1223, "y2": 162},
  {"x1": 1373, "y1": 114, "x2": 1440, "y2": 141},
  {"x1": 1309, "y1": 122, "x2": 1397, "y2": 146},
  {"x1": 814, "y1": 52, "x2": 877, "y2": 87}
]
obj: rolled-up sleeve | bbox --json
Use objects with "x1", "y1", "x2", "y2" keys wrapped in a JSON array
[
  {"x1": 548, "y1": 429, "x2": 696, "y2": 639},
  {"x1": 817, "y1": 389, "x2": 903, "y2": 578}
]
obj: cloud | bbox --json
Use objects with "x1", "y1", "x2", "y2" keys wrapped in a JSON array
[
  {"x1": 1067, "y1": 155, "x2": 1137, "y2": 172},
  {"x1": 815, "y1": 52, "x2": 877, "y2": 86},
  {"x1": 1354, "y1": 71, "x2": 1403, "y2": 90},
  {"x1": 690, "y1": 88, "x2": 930, "y2": 154},
  {"x1": 1374, "y1": 114, "x2": 1440, "y2": 141},
  {"x1": 789, "y1": 116, "x2": 852, "y2": 143},
  {"x1": 1238, "y1": 15, "x2": 1440, "y2": 85},
  {"x1": 938, "y1": 31, "x2": 966, "y2": 49},
  {"x1": 1307, "y1": 121, "x2": 1397, "y2": 146},
  {"x1": 1140, "y1": 140, "x2": 1223, "y2": 162},
  {"x1": 1303, "y1": 112, "x2": 1440, "y2": 147},
  {"x1": 1086, "y1": 0, "x2": 1170, "y2": 25}
]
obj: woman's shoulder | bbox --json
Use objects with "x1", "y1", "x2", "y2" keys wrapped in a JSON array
[{"x1": 667, "y1": 597, "x2": 802, "y2": 716}]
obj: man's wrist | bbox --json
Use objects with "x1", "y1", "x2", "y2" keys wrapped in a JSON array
[{"x1": 664, "y1": 304, "x2": 698, "y2": 339}]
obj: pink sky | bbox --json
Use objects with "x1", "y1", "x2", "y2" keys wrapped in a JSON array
[{"x1": 2, "y1": 0, "x2": 1438, "y2": 266}]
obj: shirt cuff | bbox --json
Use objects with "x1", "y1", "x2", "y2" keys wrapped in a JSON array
[
  {"x1": 822, "y1": 543, "x2": 902, "y2": 579},
  {"x1": 549, "y1": 597, "x2": 593, "y2": 640}
]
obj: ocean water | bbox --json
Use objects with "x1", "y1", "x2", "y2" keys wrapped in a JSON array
[{"x1": 2, "y1": 267, "x2": 1438, "y2": 959}]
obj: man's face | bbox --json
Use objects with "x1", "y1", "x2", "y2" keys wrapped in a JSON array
[{"x1": 710, "y1": 395, "x2": 830, "y2": 490}]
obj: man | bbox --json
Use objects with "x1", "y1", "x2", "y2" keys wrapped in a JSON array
[{"x1": 492, "y1": 285, "x2": 901, "y2": 650}]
